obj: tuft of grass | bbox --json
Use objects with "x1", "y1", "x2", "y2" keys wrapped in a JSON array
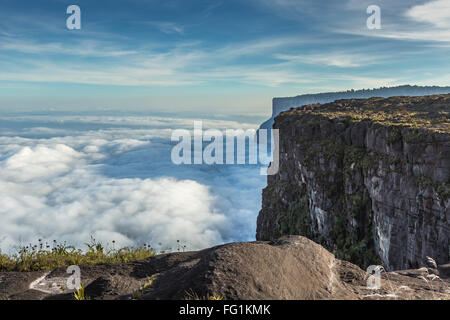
[
  {"x1": 131, "y1": 278, "x2": 154, "y2": 300},
  {"x1": 184, "y1": 289, "x2": 224, "y2": 300},
  {"x1": 0, "y1": 253, "x2": 14, "y2": 271},
  {"x1": 74, "y1": 283, "x2": 86, "y2": 301},
  {"x1": 208, "y1": 295, "x2": 224, "y2": 300},
  {"x1": 0, "y1": 237, "x2": 156, "y2": 272}
]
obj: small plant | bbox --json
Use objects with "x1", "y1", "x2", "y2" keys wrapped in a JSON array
[
  {"x1": 131, "y1": 278, "x2": 154, "y2": 300},
  {"x1": 131, "y1": 290, "x2": 143, "y2": 300},
  {"x1": 176, "y1": 240, "x2": 188, "y2": 252},
  {"x1": 184, "y1": 289, "x2": 224, "y2": 300},
  {"x1": 74, "y1": 284, "x2": 85, "y2": 301},
  {"x1": 0, "y1": 252, "x2": 14, "y2": 271}
]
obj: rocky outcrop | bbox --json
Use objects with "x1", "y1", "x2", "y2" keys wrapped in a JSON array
[
  {"x1": 257, "y1": 95, "x2": 449, "y2": 271},
  {"x1": 1, "y1": 236, "x2": 449, "y2": 300},
  {"x1": 260, "y1": 85, "x2": 450, "y2": 132}
]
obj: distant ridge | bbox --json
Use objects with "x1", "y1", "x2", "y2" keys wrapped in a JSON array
[{"x1": 260, "y1": 85, "x2": 450, "y2": 130}]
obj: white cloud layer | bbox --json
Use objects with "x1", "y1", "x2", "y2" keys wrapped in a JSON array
[{"x1": 0, "y1": 115, "x2": 264, "y2": 253}]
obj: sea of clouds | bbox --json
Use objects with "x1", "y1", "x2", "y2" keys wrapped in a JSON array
[{"x1": 0, "y1": 114, "x2": 266, "y2": 253}]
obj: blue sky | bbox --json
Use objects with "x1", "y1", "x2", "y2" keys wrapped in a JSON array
[{"x1": 0, "y1": 0, "x2": 449, "y2": 116}]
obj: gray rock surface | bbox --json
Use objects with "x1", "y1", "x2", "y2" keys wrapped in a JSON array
[{"x1": 1, "y1": 236, "x2": 449, "y2": 300}]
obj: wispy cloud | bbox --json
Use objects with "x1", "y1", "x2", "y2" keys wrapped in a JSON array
[
  {"x1": 257, "y1": 0, "x2": 450, "y2": 43},
  {"x1": 0, "y1": 36, "x2": 396, "y2": 88},
  {"x1": 274, "y1": 52, "x2": 382, "y2": 68},
  {"x1": 0, "y1": 22, "x2": 399, "y2": 89},
  {"x1": 0, "y1": 0, "x2": 447, "y2": 111},
  {"x1": 0, "y1": 38, "x2": 137, "y2": 57},
  {"x1": 147, "y1": 21, "x2": 185, "y2": 34},
  {"x1": 406, "y1": 0, "x2": 450, "y2": 29},
  {"x1": 338, "y1": 0, "x2": 450, "y2": 43}
]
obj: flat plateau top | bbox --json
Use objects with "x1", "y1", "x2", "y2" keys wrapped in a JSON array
[{"x1": 283, "y1": 94, "x2": 450, "y2": 134}]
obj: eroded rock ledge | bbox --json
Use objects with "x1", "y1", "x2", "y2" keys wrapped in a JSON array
[
  {"x1": 1, "y1": 236, "x2": 449, "y2": 300},
  {"x1": 257, "y1": 94, "x2": 449, "y2": 271}
]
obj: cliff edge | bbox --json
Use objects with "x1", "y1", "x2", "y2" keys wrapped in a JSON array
[
  {"x1": 257, "y1": 94, "x2": 449, "y2": 271},
  {"x1": 260, "y1": 85, "x2": 450, "y2": 131}
]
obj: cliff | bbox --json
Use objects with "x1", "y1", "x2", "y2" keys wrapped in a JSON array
[
  {"x1": 257, "y1": 94, "x2": 450, "y2": 271},
  {"x1": 260, "y1": 85, "x2": 450, "y2": 131}
]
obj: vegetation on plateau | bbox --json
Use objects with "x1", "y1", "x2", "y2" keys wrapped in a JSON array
[{"x1": 283, "y1": 94, "x2": 450, "y2": 134}]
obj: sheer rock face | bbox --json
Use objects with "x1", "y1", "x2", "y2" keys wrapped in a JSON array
[{"x1": 257, "y1": 95, "x2": 450, "y2": 271}]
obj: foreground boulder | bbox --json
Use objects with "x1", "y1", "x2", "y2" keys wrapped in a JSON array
[{"x1": 1, "y1": 236, "x2": 449, "y2": 300}]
